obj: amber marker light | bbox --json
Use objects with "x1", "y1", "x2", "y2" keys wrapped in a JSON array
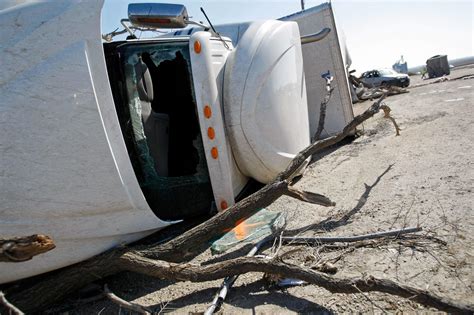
[
  {"x1": 211, "y1": 147, "x2": 218, "y2": 159},
  {"x1": 194, "y1": 40, "x2": 201, "y2": 54},
  {"x1": 220, "y1": 200, "x2": 228, "y2": 210},
  {"x1": 207, "y1": 127, "x2": 215, "y2": 140},
  {"x1": 204, "y1": 105, "x2": 212, "y2": 118}
]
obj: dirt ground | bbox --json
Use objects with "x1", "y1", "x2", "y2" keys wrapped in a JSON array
[{"x1": 54, "y1": 67, "x2": 473, "y2": 314}]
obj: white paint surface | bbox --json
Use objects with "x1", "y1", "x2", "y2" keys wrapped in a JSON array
[
  {"x1": 0, "y1": 0, "x2": 171, "y2": 283},
  {"x1": 223, "y1": 20, "x2": 310, "y2": 183},
  {"x1": 281, "y1": 3, "x2": 355, "y2": 137},
  {"x1": 189, "y1": 32, "x2": 245, "y2": 210}
]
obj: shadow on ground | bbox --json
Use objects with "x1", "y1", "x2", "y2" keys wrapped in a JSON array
[
  {"x1": 148, "y1": 279, "x2": 334, "y2": 314},
  {"x1": 285, "y1": 164, "x2": 394, "y2": 236}
]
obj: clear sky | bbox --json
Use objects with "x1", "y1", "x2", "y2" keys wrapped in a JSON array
[{"x1": 102, "y1": 0, "x2": 473, "y2": 72}]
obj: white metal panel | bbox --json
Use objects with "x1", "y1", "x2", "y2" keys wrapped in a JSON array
[
  {"x1": 0, "y1": 1, "x2": 171, "y2": 283},
  {"x1": 281, "y1": 3, "x2": 355, "y2": 137},
  {"x1": 208, "y1": 40, "x2": 249, "y2": 197},
  {"x1": 224, "y1": 20, "x2": 310, "y2": 183},
  {"x1": 189, "y1": 32, "x2": 240, "y2": 211}
]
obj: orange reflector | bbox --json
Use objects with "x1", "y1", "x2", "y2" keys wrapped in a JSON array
[
  {"x1": 211, "y1": 147, "x2": 218, "y2": 159},
  {"x1": 194, "y1": 40, "x2": 201, "y2": 54},
  {"x1": 204, "y1": 105, "x2": 212, "y2": 118},
  {"x1": 220, "y1": 200, "x2": 228, "y2": 210},
  {"x1": 207, "y1": 127, "x2": 215, "y2": 140}
]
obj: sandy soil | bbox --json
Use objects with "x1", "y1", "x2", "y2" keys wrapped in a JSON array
[{"x1": 53, "y1": 68, "x2": 473, "y2": 314}]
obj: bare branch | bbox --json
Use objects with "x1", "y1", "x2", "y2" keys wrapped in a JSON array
[
  {"x1": 281, "y1": 227, "x2": 422, "y2": 244},
  {"x1": 313, "y1": 82, "x2": 334, "y2": 141},
  {"x1": 283, "y1": 186, "x2": 336, "y2": 206},
  {"x1": 118, "y1": 253, "x2": 473, "y2": 313},
  {"x1": 0, "y1": 234, "x2": 55, "y2": 262},
  {"x1": 380, "y1": 104, "x2": 401, "y2": 136},
  {"x1": 103, "y1": 285, "x2": 152, "y2": 315}
]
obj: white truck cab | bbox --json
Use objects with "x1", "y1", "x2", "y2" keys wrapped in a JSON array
[
  {"x1": 103, "y1": 4, "x2": 311, "y2": 219},
  {"x1": 0, "y1": 1, "x2": 313, "y2": 283}
]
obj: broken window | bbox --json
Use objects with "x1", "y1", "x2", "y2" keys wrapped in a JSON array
[{"x1": 107, "y1": 41, "x2": 214, "y2": 220}]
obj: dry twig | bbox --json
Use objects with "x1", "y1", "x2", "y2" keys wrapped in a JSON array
[
  {"x1": 313, "y1": 75, "x2": 334, "y2": 141},
  {"x1": 281, "y1": 227, "x2": 421, "y2": 244},
  {"x1": 0, "y1": 234, "x2": 55, "y2": 262},
  {"x1": 380, "y1": 104, "x2": 401, "y2": 136},
  {"x1": 103, "y1": 285, "x2": 152, "y2": 315}
]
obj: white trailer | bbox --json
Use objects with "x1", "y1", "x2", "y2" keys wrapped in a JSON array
[{"x1": 281, "y1": 3, "x2": 355, "y2": 137}]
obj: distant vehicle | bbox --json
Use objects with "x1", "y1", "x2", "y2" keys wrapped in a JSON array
[{"x1": 360, "y1": 69, "x2": 410, "y2": 88}]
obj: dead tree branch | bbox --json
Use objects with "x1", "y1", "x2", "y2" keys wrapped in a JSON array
[
  {"x1": 116, "y1": 254, "x2": 472, "y2": 313},
  {"x1": 103, "y1": 285, "x2": 152, "y2": 315},
  {"x1": 313, "y1": 75, "x2": 334, "y2": 141},
  {"x1": 0, "y1": 291, "x2": 24, "y2": 315},
  {"x1": 380, "y1": 104, "x2": 401, "y2": 136},
  {"x1": 283, "y1": 186, "x2": 336, "y2": 206},
  {"x1": 282, "y1": 227, "x2": 422, "y2": 244},
  {"x1": 0, "y1": 235, "x2": 55, "y2": 262}
]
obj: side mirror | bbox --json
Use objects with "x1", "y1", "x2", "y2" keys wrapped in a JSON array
[{"x1": 128, "y1": 3, "x2": 189, "y2": 29}]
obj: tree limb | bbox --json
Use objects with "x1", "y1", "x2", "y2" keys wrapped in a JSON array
[
  {"x1": 380, "y1": 104, "x2": 401, "y2": 136},
  {"x1": 0, "y1": 235, "x2": 55, "y2": 262},
  {"x1": 103, "y1": 284, "x2": 152, "y2": 315},
  {"x1": 283, "y1": 186, "x2": 335, "y2": 206},
  {"x1": 282, "y1": 227, "x2": 422, "y2": 244},
  {"x1": 117, "y1": 254, "x2": 472, "y2": 313},
  {"x1": 313, "y1": 86, "x2": 334, "y2": 141}
]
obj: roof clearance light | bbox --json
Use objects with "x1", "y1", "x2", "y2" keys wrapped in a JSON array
[
  {"x1": 207, "y1": 127, "x2": 215, "y2": 140},
  {"x1": 220, "y1": 200, "x2": 228, "y2": 210},
  {"x1": 211, "y1": 147, "x2": 219, "y2": 159},
  {"x1": 204, "y1": 105, "x2": 212, "y2": 118},
  {"x1": 194, "y1": 40, "x2": 202, "y2": 54}
]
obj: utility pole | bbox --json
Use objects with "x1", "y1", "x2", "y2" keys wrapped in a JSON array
[{"x1": 301, "y1": 0, "x2": 305, "y2": 11}]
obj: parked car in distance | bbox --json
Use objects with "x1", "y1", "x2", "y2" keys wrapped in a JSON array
[{"x1": 360, "y1": 69, "x2": 410, "y2": 88}]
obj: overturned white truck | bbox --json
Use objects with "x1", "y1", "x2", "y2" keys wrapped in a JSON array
[{"x1": 0, "y1": 1, "x2": 353, "y2": 283}]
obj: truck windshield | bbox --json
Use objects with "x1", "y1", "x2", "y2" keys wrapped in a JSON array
[{"x1": 112, "y1": 41, "x2": 214, "y2": 220}]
